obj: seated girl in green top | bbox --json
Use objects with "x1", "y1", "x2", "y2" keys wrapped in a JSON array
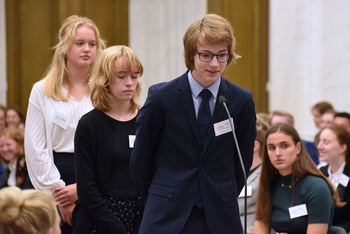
[{"x1": 254, "y1": 123, "x2": 343, "y2": 234}]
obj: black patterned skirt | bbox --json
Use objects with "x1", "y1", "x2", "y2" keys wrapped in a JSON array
[{"x1": 90, "y1": 196, "x2": 143, "y2": 234}]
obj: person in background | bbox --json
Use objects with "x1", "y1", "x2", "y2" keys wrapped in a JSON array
[
  {"x1": 0, "y1": 186, "x2": 61, "y2": 234},
  {"x1": 238, "y1": 114, "x2": 269, "y2": 234},
  {"x1": 0, "y1": 105, "x2": 5, "y2": 132},
  {"x1": 5, "y1": 105, "x2": 25, "y2": 132},
  {"x1": 319, "y1": 109, "x2": 336, "y2": 130},
  {"x1": 318, "y1": 124, "x2": 350, "y2": 233},
  {"x1": 0, "y1": 127, "x2": 33, "y2": 189},
  {"x1": 130, "y1": 14, "x2": 256, "y2": 234},
  {"x1": 0, "y1": 105, "x2": 6, "y2": 185},
  {"x1": 270, "y1": 110, "x2": 319, "y2": 165},
  {"x1": 317, "y1": 109, "x2": 338, "y2": 168},
  {"x1": 73, "y1": 45, "x2": 144, "y2": 234},
  {"x1": 311, "y1": 101, "x2": 334, "y2": 130},
  {"x1": 256, "y1": 112, "x2": 270, "y2": 125},
  {"x1": 334, "y1": 112, "x2": 350, "y2": 134},
  {"x1": 254, "y1": 123, "x2": 342, "y2": 234},
  {"x1": 24, "y1": 15, "x2": 105, "y2": 233}
]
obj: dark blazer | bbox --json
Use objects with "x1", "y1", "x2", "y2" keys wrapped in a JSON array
[
  {"x1": 320, "y1": 158, "x2": 350, "y2": 232},
  {"x1": 130, "y1": 72, "x2": 256, "y2": 234}
]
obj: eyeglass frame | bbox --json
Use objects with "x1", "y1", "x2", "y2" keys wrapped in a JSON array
[{"x1": 196, "y1": 51, "x2": 231, "y2": 63}]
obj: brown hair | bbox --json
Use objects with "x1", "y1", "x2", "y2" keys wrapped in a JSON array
[
  {"x1": 311, "y1": 101, "x2": 334, "y2": 115},
  {"x1": 5, "y1": 106, "x2": 25, "y2": 127},
  {"x1": 255, "y1": 123, "x2": 342, "y2": 224},
  {"x1": 183, "y1": 14, "x2": 240, "y2": 70},
  {"x1": 319, "y1": 124, "x2": 350, "y2": 157},
  {"x1": 269, "y1": 110, "x2": 294, "y2": 126},
  {"x1": 256, "y1": 114, "x2": 270, "y2": 157}
]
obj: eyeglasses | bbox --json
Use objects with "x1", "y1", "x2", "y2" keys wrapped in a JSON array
[{"x1": 196, "y1": 51, "x2": 231, "y2": 63}]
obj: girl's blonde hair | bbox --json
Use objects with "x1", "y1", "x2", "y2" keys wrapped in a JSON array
[
  {"x1": 0, "y1": 187, "x2": 57, "y2": 234},
  {"x1": 89, "y1": 45, "x2": 143, "y2": 112},
  {"x1": 43, "y1": 15, "x2": 106, "y2": 101}
]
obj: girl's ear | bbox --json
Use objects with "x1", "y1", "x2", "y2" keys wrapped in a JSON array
[
  {"x1": 296, "y1": 141, "x2": 302, "y2": 155},
  {"x1": 254, "y1": 140, "x2": 260, "y2": 153},
  {"x1": 339, "y1": 143, "x2": 347, "y2": 155}
]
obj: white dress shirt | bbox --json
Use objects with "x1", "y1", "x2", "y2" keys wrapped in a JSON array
[
  {"x1": 25, "y1": 80, "x2": 93, "y2": 191},
  {"x1": 328, "y1": 161, "x2": 346, "y2": 189},
  {"x1": 7, "y1": 159, "x2": 17, "y2": 187}
]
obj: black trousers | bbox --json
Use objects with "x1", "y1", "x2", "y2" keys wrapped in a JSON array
[{"x1": 180, "y1": 206, "x2": 210, "y2": 234}]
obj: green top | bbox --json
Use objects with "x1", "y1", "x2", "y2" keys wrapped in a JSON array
[{"x1": 270, "y1": 174, "x2": 334, "y2": 234}]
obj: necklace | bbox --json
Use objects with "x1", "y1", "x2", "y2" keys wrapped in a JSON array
[{"x1": 281, "y1": 178, "x2": 298, "y2": 188}]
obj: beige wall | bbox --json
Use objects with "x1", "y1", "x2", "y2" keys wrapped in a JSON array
[
  {"x1": 0, "y1": 0, "x2": 6, "y2": 106},
  {"x1": 269, "y1": 0, "x2": 350, "y2": 140},
  {"x1": 5, "y1": 0, "x2": 128, "y2": 114}
]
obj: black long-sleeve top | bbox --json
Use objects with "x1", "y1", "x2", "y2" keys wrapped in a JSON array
[{"x1": 74, "y1": 108, "x2": 140, "y2": 233}]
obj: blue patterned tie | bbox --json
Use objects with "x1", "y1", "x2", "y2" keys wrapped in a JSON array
[{"x1": 195, "y1": 89, "x2": 212, "y2": 208}]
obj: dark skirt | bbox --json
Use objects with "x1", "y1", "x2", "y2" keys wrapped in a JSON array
[
  {"x1": 53, "y1": 151, "x2": 76, "y2": 185},
  {"x1": 53, "y1": 151, "x2": 75, "y2": 234},
  {"x1": 90, "y1": 196, "x2": 143, "y2": 234}
]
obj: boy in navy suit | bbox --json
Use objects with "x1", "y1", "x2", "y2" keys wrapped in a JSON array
[{"x1": 130, "y1": 14, "x2": 256, "y2": 234}]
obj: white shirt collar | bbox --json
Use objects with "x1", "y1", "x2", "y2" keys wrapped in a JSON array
[{"x1": 328, "y1": 162, "x2": 346, "y2": 188}]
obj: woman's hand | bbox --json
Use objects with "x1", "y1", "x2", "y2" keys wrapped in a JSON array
[
  {"x1": 58, "y1": 203, "x2": 75, "y2": 225},
  {"x1": 54, "y1": 183, "x2": 78, "y2": 206}
]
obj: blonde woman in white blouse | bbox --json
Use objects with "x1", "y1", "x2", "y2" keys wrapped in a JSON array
[{"x1": 24, "y1": 15, "x2": 105, "y2": 233}]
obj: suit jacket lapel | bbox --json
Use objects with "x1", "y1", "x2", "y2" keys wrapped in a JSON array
[
  {"x1": 338, "y1": 159, "x2": 350, "y2": 199},
  {"x1": 177, "y1": 73, "x2": 201, "y2": 148}
]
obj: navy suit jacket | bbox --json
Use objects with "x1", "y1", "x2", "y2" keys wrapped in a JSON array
[{"x1": 130, "y1": 72, "x2": 256, "y2": 234}]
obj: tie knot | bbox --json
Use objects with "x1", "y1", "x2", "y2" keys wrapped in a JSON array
[{"x1": 200, "y1": 89, "x2": 212, "y2": 101}]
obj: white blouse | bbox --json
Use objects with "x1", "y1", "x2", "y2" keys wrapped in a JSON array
[
  {"x1": 7, "y1": 160, "x2": 17, "y2": 187},
  {"x1": 328, "y1": 161, "x2": 346, "y2": 189},
  {"x1": 25, "y1": 80, "x2": 93, "y2": 191}
]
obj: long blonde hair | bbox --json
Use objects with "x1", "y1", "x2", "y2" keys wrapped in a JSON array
[
  {"x1": 0, "y1": 187, "x2": 58, "y2": 234},
  {"x1": 43, "y1": 15, "x2": 105, "y2": 101}
]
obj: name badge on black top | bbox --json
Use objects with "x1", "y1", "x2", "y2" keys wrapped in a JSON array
[{"x1": 129, "y1": 135, "x2": 136, "y2": 148}]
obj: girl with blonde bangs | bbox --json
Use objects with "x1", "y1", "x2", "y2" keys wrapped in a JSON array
[
  {"x1": 89, "y1": 45, "x2": 143, "y2": 113},
  {"x1": 74, "y1": 45, "x2": 144, "y2": 233},
  {"x1": 25, "y1": 15, "x2": 105, "y2": 234}
]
